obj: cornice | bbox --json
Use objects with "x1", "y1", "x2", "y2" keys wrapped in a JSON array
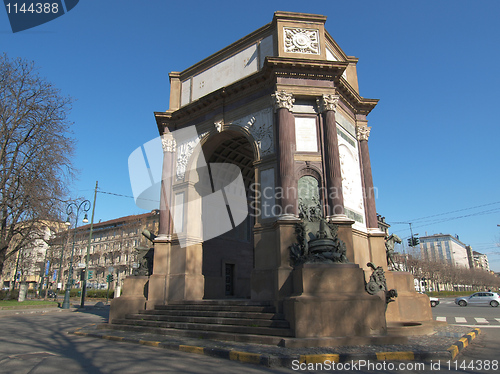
[
  {"x1": 272, "y1": 11, "x2": 327, "y2": 24},
  {"x1": 335, "y1": 76, "x2": 378, "y2": 115},
  {"x1": 154, "y1": 110, "x2": 173, "y2": 135},
  {"x1": 156, "y1": 56, "x2": 378, "y2": 134},
  {"x1": 168, "y1": 69, "x2": 272, "y2": 122},
  {"x1": 266, "y1": 57, "x2": 378, "y2": 115},
  {"x1": 265, "y1": 56, "x2": 348, "y2": 76}
]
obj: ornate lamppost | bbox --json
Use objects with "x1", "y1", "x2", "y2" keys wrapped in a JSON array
[{"x1": 61, "y1": 200, "x2": 90, "y2": 309}]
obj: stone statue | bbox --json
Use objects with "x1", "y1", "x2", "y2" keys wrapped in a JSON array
[
  {"x1": 385, "y1": 234, "x2": 401, "y2": 270},
  {"x1": 133, "y1": 246, "x2": 154, "y2": 276},
  {"x1": 365, "y1": 262, "x2": 398, "y2": 305},
  {"x1": 131, "y1": 229, "x2": 157, "y2": 276},
  {"x1": 290, "y1": 215, "x2": 349, "y2": 266},
  {"x1": 291, "y1": 176, "x2": 349, "y2": 265}
]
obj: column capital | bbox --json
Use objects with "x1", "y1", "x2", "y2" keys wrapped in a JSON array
[
  {"x1": 316, "y1": 94, "x2": 339, "y2": 113},
  {"x1": 356, "y1": 126, "x2": 371, "y2": 141},
  {"x1": 161, "y1": 133, "x2": 176, "y2": 152},
  {"x1": 271, "y1": 90, "x2": 295, "y2": 112}
]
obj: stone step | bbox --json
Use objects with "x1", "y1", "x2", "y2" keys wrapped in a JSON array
[
  {"x1": 125, "y1": 313, "x2": 290, "y2": 328},
  {"x1": 169, "y1": 299, "x2": 272, "y2": 306},
  {"x1": 100, "y1": 323, "x2": 286, "y2": 346},
  {"x1": 138, "y1": 309, "x2": 285, "y2": 320},
  {"x1": 112, "y1": 318, "x2": 294, "y2": 337},
  {"x1": 154, "y1": 304, "x2": 277, "y2": 313}
]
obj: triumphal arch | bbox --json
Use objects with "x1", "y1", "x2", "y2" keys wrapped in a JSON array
[{"x1": 111, "y1": 11, "x2": 432, "y2": 342}]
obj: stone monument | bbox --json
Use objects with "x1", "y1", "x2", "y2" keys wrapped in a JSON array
[{"x1": 110, "y1": 11, "x2": 432, "y2": 342}]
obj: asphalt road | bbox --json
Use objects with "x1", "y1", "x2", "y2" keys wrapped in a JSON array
[
  {"x1": 0, "y1": 307, "x2": 294, "y2": 374},
  {"x1": 432, "y1": 297, "x2": 500, "y2": 326},
  {"x1": 0, "y1": 301, "x2": 499, "y2": 374}
]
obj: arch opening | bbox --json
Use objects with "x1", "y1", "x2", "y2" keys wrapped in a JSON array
[{"x1": 201, "y1": 131, "x2": 256, "y2": 299}]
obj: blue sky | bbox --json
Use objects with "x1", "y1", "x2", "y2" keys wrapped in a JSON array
[{"x1": 2, "y1": 1, "x2": 500, "y2": 270}]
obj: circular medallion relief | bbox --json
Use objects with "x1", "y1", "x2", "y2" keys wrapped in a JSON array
[{"x1": 292, "y1": 32, "x2": 311, "y2": 50}]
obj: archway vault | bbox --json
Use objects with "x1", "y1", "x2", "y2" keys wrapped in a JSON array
[{"x1": 201, "y1": 131, "x2": 256, "y2": 299}]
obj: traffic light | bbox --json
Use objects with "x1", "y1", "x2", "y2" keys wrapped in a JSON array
[
  {"x1": 106, "y1": 274, "x2": 114, "y2": 283},
  {"x1": 88, "y1": 270, "x2": 94, "y2": 279},
  {"x1": 407, "y1": 236, "x2": 420, "y2": 247},
  {"x1": 80, "y1": 269, "x2": 86, "y2": 281}
]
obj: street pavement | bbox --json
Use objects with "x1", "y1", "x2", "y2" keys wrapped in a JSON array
[
  {"x1": 0, "y1": 304, "x2": 294, "y2": 374},
  {"x1": 0, "y1": 301, "x2": 497, "y2": 373}
]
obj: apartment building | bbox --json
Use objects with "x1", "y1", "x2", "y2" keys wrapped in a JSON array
[
  {"x1": 420, "y1": 233, "x2": 470, "y2": 268},
  {"x1": 1, "y1": 211, "x2": 160, "y2": 291},
  {"x1": 1, "y1": 222, "x2": 64, "y2": 290},
  {"x1": 53, "y1": 210, "x2": 160, "y2": 290},
  {"x1": 473, "y1": 251, "x2": 490, "y2": 271}
]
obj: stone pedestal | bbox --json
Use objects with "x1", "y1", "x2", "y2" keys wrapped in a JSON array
[
  {"x1": 328, "y1": 216, "x2": 355, "y2": 262},
  {"x1": 366, "y1": 230, "x2": 388, "y2": 272},
  {"x1": 166, "y1": 243, "x2": 204, "y2": 301},
  {"x1": 284, "y1": 263, "x2": 387, "y2": 338},
  {"x1": 146, "y1": 241, "x2": 204, "y2": 309},
  {"x1": 109, "y1": 276, "x2": 148, "y2": 323},
  {"x1": 251, "y1": 219, "x2": 298, "y2": 312},
  {"x1": 385, "y1": 271, "x2": 433, "y2": 324}
]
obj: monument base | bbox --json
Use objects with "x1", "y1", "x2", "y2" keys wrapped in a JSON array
[
  {"x1": 109, "y1": 276, "x2": 148, "y2": 323},
  {"x1": 284, "y1": 263, "x2": 387, "y2": 338},
  {"x1": 385, "y1": 271, "x2": 433, "y2": 326}
]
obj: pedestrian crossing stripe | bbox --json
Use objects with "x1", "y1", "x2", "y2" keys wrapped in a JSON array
[{"x1": 435, "y1": 316, "x2": 500, "y2": 324}]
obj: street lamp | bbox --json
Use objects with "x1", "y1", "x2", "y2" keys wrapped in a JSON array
[
  {"x1": 80, "y1": 181, "x2": 98, "y2": 309},
  {"x1": 61, "y1": 200, "x2": 90, "y2": 309}
]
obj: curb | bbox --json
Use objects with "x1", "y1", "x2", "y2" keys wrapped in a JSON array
[
  {"x1": 70, "y1": 327, "x2": 482, "y2": 368},
  {"x1": 0, "y1": 304, "x2": 58, "y2": 310},
  {"x1": 0, "y1": 306, "x2": 81, "y2": 317},
  {"x1": 447, "y1": 328, "x2": 481, "y2": 359}
]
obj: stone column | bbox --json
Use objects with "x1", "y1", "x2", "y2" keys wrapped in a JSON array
[
  {"x1": 317, "y1": 94, "x2": 344, "y2": 217},
  {"x1": 357, "y1": 125, "x2": 378, "y2": 229},
  {"x1": 271, "y1": 90, "x2": 296, "y2": 218}
]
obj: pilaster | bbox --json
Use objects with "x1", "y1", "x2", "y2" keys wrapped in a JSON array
[{"x1": 158, "y1": 131, "x2": 176, "y2": 239}]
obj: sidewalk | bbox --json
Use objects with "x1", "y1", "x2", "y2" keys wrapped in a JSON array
[
  {"x1": 71, "y1": 322, "x2": 481, "y2": 368},
  {"x1": 0, "y1": 298, "x2": 107, "y2": 317}
]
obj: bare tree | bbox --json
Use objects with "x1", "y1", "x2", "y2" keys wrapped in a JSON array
[{"x1": 0, "y1": 53, "x2": 75, "y2": 274}]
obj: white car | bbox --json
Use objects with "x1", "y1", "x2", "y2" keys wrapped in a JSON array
[{"x1": 429, "y1": 296, "x2": 439, "y2": 307}]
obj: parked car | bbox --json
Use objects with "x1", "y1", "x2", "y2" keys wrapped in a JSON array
[
  {"x1": 455, "y1": 292, "x2": 500, "y2": 307},
  {"x1": 46, "y1": 290, "x2": 57, "y2": 298},
  {"x1": 429, "y1": 296, "x2": 439, "y2": 307}
]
